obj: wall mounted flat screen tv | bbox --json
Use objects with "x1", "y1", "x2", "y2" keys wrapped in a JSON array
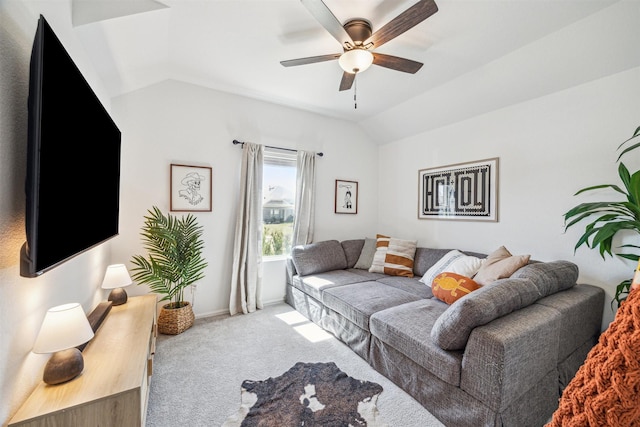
[{"x1": 20, "y1": 15, "x2": 121, "y2": 277}]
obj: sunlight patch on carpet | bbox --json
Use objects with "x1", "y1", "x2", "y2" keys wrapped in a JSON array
[
  {"x1": 275, "y1": 310, "x2": 332, "y2": 342},
  {"x1": 223, "y1": 361, "x2": 386, "y2": 427},
  {"x1": 293, "y1": 322, "x2": 333, "y2": 342},
  {"x1": 275, "y1": 310, "x2": 309, "y2": 325}
]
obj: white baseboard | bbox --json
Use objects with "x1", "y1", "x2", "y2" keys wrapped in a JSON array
[{"x1": 194, "y1": 297, "x2": 286, "y2": 319}]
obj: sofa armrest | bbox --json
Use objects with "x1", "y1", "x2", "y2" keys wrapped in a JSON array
[
  {"x1": 286, "y1": 257, "x2": 297, "y2": 285},
  {"x1": 460, "y1": 303, "x2": 561, "y2": 412}
]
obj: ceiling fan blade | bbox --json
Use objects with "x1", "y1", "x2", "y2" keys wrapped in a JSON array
[
  {"x1": 339, "y1": 72, "x2": 355, "y2": 91},
  {"x1": 364, "y1": 0, "x2": 438, "y2": 49},
  {"x1": 373, "y1": 53, "x2": 423, "y2": 73},
  {"x1": 301, "y1": 0, "x2": 354, "y2": 48},
  {"x1": 280, "y1": 53, "x2": 341, "y2": 67}
]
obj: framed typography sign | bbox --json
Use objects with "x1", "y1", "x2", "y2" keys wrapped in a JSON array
[{"x1": 418, "y1": 158, "x2": 498, "y2": 221}]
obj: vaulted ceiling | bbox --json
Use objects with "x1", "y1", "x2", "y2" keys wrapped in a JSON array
[{"x1": 71, "y1": 0, "x2": 636, "y2": 144}]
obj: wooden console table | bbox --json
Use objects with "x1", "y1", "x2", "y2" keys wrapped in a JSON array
[{"x1": 8, "y1": 295, "x2": 158, "y2": 427}]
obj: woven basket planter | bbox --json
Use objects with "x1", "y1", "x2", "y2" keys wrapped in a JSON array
[{"x1": 157, "y1": 302, "x2": 195, "y2": 335}]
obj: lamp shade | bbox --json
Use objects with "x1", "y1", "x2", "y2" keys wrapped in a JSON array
[
  {"x1": 33, "y1": 303, "x2": 94, "y2": 354},
  {"x1": 338, "y1": 49, "x2": 374, "y2": 74},
  {"x1": 101, "y1": 264, "x2": 132, "y2": 290}
]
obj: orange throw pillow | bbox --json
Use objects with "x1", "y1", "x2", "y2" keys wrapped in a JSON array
[{"x1": 432, "y1": 272, "x2": 481, "y2": 304}]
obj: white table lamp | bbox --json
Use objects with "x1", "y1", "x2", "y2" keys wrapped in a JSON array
[
  {"x1": 33, "y1": 303, "x2": 94, "y2": 385},
  {"x1": 101, "y1": 263, "x2": 132, "y2": 306}
]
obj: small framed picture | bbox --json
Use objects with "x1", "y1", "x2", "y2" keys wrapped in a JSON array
[
  {"x1": 335, "y1": 180, "x2": 358, "y2": 214},
  {"x1": 170, "y1": 164, "x2": 212, "y2": 212}
]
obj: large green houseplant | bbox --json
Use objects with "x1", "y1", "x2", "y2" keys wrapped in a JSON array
[
  {"x1": 564, "y1": 125, "x2": 640, "y2": 307},
  {"x1": 131, "y1": 206, "x2": 208, "y2": 334}
]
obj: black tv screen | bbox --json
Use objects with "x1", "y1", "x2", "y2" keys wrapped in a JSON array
[{"x1": 20, "y1": 15, "x2": 121, "y2": 277}]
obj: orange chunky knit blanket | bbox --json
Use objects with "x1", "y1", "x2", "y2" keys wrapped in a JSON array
[{"x1": 547, "y1": 288, "x2": 640, "y2": 426}]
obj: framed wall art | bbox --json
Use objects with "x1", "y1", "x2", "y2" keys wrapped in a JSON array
[
  {"x1": 418, "y1": 158, "x2": 498, "y2": 221},
  {"x1": 170, "y1": 164, "x2": 212, "y2": 212},
  {"x1": 335, "y1": 179, "x2": 358, "y2": 214}
]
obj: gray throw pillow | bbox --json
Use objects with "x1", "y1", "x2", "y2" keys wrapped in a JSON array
[
  {"x1": 354, "y1": 237, "x2": 377, "y2": 270},
  {"x1": 291, "y1": 240, "x2": 348, "y2": 276}
]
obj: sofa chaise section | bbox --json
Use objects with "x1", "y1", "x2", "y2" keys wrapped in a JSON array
[{"x1": 284, "y1": 238, "x2": 605, "y2": 427}]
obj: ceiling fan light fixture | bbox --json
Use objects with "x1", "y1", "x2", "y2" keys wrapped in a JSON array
[{"x1": 338, "y1": 49, "x2": 373, "y2": 74}]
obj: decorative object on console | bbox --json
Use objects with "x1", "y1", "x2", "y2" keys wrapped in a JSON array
[
  {"x1": 564, "y1": 124, "x2": 640, "y2": 307},
  {"x1": 32, "y1": 303, "x2": 94, "y2": 385},
  {"x1": 101, "y1": 263, "x2": 132, "y2": 306},
  {"x1": 418, "y1": 158, "x2": 499, "y2": 221},
  {"x1": 170, "y1": 163, "x2": 212, "y2": 212},
  {"x1": 130, "y1": 206, "x2": 208, "y2": 335},
  {"x1": 335, "y1": 179, "x2": 358, "y2": 214},
  {"x1": 222, "y1": 362, "x2": 384, "y2": 427}
]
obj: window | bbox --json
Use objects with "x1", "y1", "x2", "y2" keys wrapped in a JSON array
[{"x1": 262, "y1": 148, "x2": 297, "y2": 257}]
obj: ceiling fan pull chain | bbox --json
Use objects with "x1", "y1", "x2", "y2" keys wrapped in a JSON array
[{"x1": 354, "y1": 72, "x2": 358, "y2": 109}]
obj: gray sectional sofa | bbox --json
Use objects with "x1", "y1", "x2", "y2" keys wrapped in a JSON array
[{"x1": 285, "y1": 239, "x2": 605, "y2": 427}]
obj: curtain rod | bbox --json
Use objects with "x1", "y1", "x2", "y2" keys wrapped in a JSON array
[{"x1": 232, "y1": 140, "x2": 323, "y2": 157}]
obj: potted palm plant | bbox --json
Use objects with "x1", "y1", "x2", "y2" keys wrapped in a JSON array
[
  {"x1": 130, "y1": 206, "x2": 208, "y2": 334},
  {"x1": 564, "y1": 125, "x2": 640, "y2": 307}
]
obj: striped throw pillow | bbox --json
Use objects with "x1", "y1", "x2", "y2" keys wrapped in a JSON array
[
  {"x1": 368, "y1": 234, "x2": 390, "y2": 273},
  {"x1": 384, "y1": 237, "x2": 418, "y2": 277}
]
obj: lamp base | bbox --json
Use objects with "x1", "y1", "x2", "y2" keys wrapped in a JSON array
[
  {"x1": 43, "y1": 348, "x2": 84, "y2": 385},
  {"x1": 108, "y1": 287, "x2": 128, "y2": 306}
]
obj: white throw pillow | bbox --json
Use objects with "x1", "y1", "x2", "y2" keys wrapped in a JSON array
[
  {"x1": 447, "y1": 255, "x2": 484, "y2": 278},
  {"x1": 419, "y1": 250, "x2": 465, "y2": 287}
]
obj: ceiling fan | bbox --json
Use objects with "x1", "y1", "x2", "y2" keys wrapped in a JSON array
[{"x1": 281, "y1": 0, "x2": 438, "y2": 92}]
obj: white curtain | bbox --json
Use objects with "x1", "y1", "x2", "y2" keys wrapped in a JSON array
[
  {"x1": 229, "y1": 142, "x2": 263, "y2": 315},
  {"x1": 292, "y1": 150, "x2": 317, "y2": 246}
]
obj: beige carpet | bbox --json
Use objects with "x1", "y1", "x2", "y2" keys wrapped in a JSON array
[{"x1": 145, "y1": 302, "x2": 444, "y2": 427}]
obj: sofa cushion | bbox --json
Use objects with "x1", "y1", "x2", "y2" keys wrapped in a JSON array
[
  {"x1": 370, "y1": 299, "x2": 462, "y2": 386},
  {"x1": 431, "y1": 277, "x2": 541, "y2": 350},
  {"x1": 322, "y1": 281, "x2": 422, "y2": 331},
  {"x1": 354, "y1": 237, "x2": 377, "y2": 270},
  {"x1": 534, "y1": 285, "x2": 603, "y2": 362},
  {"x1": 511, "y1": 260, "x2": 578, "y2": 296},
  {"x1": 291, "y1": 240, "x2": 348, "y2": 276},
  {"x1": 473, "y1": 246, "x2": 530, "y2": 285},
  {"x1": 346, "y1": 268, "x2": 387, "y2": 281},
  {"x1": 341, "y1": 239, "x2": 365, "y2": 268},
  {"x1": 292, "y1": 270, "x2": 365, "y2": 300},
  {"x1": 376, "y1": 275, "x2": 434, "y2": 299},
  {"x1": 432, "y1": 272, "x2": 482, "y2": 304}
]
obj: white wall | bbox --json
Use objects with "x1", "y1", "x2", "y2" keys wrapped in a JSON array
[
  {"x1": 0, "y1": 1, "x2": 119, "y2": 424},
  {"x1": 377, "y1": 66, "x2": 640, "y2": 328},
  {"x1": 110, "y1": 79, "x2": 379, "y2": 317}
]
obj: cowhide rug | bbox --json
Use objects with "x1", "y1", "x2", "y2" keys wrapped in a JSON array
[{"x1": 223, "y1": 361, "x2": 386, "y2": 427}]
